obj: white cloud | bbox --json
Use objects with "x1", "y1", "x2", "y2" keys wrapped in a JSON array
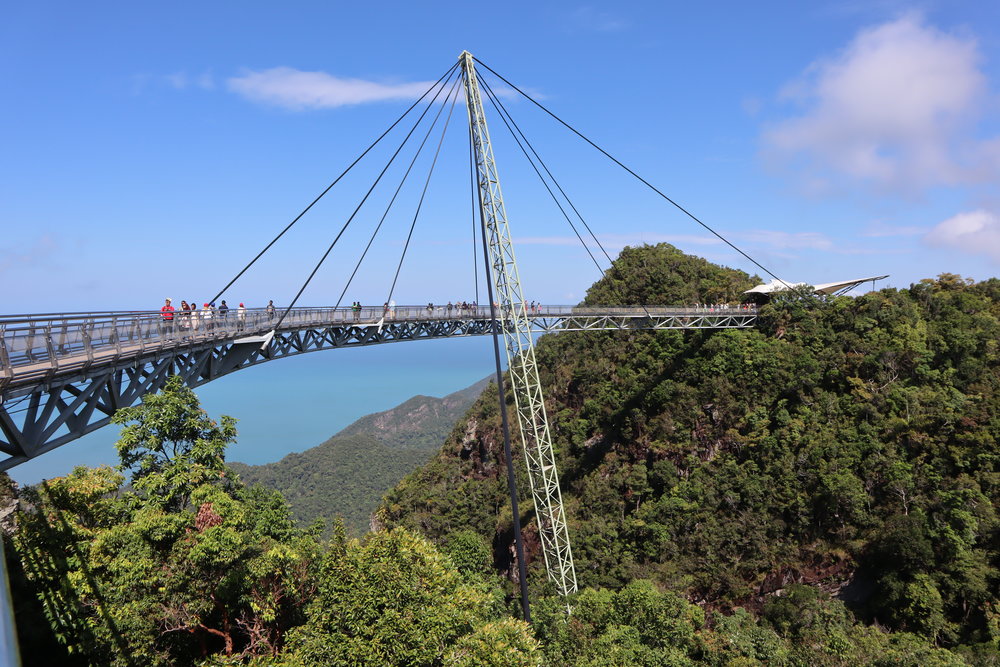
[
  {"x1": 0, "y1": 234, "x2": 57, "y2": 275},
  {"x1": 764, "y1": 14, "x2": 998, "y2": 192},
  {"x1": 925, "y1": 209, "x2": 1000, "y2": 261},
  {"x1": 166, "y1": 72, "x2": 187, "y2": 89},
  {"x1": 196, "y1": 72, "x2": 215, "y2": 90},
  {"x1": 227, "y1": 67, "x2": 437, "y2": 110},
  {"x1": 568, "y1": 7, "x2": 628, "y2": 32},
  {"x1": 513, "y1": 233, "x2": 720, "y2": 248},
  {"x1": 166, "y1": 71, "x2": 215, "y2": 91},
  {"x1": 514, "y1": 236, "x2": 592, "y2": 246},
  {"x1": 738, "y1": 230, "x2": 834, "y2": 250},
  {"x1": 863, "y1": 220, "x2": 926, "y2": 237}
]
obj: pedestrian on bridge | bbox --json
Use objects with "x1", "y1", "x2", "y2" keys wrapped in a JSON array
[
  {"x1": 160, "y1": 298, "x2": 175, "y2": 335},
  {"x1": 202, "y1": 303, "x2": 214, "y2": 332},
  {"x1": 266, "y1": 300, "x2": 276, "y2": 321},
  {"x1": 219, "y1": 300, "x2": 229, "y2": 319},
  {"x1": 179, "y1": 300, "x2": 191, "y2": 333},
  {"x1": 237, "y1": 303, "x2": 246, "y2": 330}
]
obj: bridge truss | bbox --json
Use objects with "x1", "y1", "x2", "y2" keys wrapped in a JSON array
[
  {"x1": 464, "y1": 51, "x2": 573, "y2": 596},
  {"x1": 1, "y1": 49, "x2": 765, "y2": 605},
  {"x1": 0, "y1": 305, "x2": 755, "y2": 471}
]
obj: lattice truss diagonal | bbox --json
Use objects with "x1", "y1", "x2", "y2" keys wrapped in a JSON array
[
  {"x1": 0, "y1": 308, "x2": 756, "y2": 471},
  {"x1": 462, "y1": 51, "x2": 579, "y2": 596},
  {"x1": 0, "y1": 318, "x2": 492, "y2": 471}
]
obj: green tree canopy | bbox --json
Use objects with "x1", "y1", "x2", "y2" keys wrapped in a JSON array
[
  {"x1": 14, "y1": 377, "x2": 320, "y2": 666},
  {"x1": 284, "y1": 527, "x2": 538, "y2": 666},
  {"x1": 113, "y1": 375, "x2": 237, "y2": 510}
]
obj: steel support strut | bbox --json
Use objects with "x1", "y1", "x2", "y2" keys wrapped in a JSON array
[{"x1": 460, "y1": 52, "x2": 578, "y2": 596}]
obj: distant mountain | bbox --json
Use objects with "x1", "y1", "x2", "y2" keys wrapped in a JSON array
[{"x1": 229, "y1": 376, "x2": 491, "y2": 535}]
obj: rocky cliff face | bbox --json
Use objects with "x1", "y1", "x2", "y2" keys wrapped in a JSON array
[{"x1": 0, "y1": 474, "x2": 18, "y2": 536}]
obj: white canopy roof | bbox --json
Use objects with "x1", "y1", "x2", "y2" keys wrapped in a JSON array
[{"x1": 745, "y1": 275, "x2": 889, "y2": 296}]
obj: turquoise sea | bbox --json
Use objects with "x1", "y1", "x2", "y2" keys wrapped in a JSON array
[{"x1": 9, "y1": 335, "x2": 501, "y2": 486}]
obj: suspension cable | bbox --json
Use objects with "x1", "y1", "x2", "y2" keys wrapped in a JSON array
[
  {"x1": 480, "y1": 77, "x2": 618, "y2": 272},
  {"x1": 333, "y1": 77, "x2": 462, "y2": 310},
  {"x1": 385, "y1": 79, "x2": 462, "y2": 304},
  {"x1": 479, "y1": 75, "x2": 651, "y2": 313},
  {"x1": 473, "y1": 56, "x2": 790, "y2": 289},
  {"x1": 209, "y1": 61, "x2": 461, "y2": 307},
  {"x1": 478, "y1": 78, "x2": 604, "y2": 275},
  {"x1": 273, "y1": 68, "x2": 460, "y2": 329}
]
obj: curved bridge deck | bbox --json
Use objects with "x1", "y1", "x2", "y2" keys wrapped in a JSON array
[{"x1": 0, "y1": 304, "x2": 756, "y2": 469}]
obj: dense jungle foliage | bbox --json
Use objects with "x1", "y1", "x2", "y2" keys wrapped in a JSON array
[
  {"x1": 5, "y1": 243, "x2": 999, "y2": 664},
  {"x1": 379, "y1": 243, "x2": 1000, "y2": 663},
  {"x1": 3, "y1": 377, "x2": 537, "y2": 666}
]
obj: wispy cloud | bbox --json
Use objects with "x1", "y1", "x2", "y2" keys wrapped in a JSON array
[
  {"x1": 735, "y1": 228, "x2": 912, "y2": 256},
  {"x1": 0, "y1": 234, "x2": 57, "y2": 275},
  {"x1": 863, "y1": 220, "x2": 926, "y2": 237},
  {"x1": 515, "y1": 229, "x2": 875, "y2": 258},
  {"x1": 513, "y1": 233, "x2": 720, "y2": 248},
  {"x1": 568, "y1": 6, "x2": 628, "y2": 32},
  {"x1": 762, "y1": 14, "x2": 999, "y2": 194},
  {"x1": 227, "y1": 67, "x2": 438, "y2": 110},
  {"x1": 812, "y1": 0, "x2": 925, "y2": 20},
  {"x1": 737, "y1": 230, "x2": 834, "y2": 250},
  {"x1": 925, "y1": 209, "x2": 1000, "y2": 262},
  {"x1": 167, "y1": 71, "x2": 215, "y2": 91}
]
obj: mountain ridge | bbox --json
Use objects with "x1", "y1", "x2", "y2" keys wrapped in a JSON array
[
  {"x1": 377, "y1": 245, "x2": 1000, "y2": 656},
  {"x1": 229, "y1": 375, "x2": 492, "y2": 535}
]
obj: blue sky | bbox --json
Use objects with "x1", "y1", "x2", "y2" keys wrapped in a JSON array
[
  {"x1": 4, "y1": 1, "x2": 1000, "y2": 481},
  {"x1": 4, "y1": 0, "x2": 1000, "y2": 313}
]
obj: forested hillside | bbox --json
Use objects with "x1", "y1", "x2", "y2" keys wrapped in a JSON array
[
  {"x1": 230, "y1": 378, "x2": 489, "y2": 535},
  {"x1": 379, "y1": 243, "x2": 1000, "y2": 663},
  {"x1": 3, "y1": 377, "x2": 539, "y2": 666},
  {"x1": 5, "y1": 243, "x2": 998, "y2": 665}
]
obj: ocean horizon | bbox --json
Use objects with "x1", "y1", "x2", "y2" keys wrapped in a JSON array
[{"x1": 8, "y1": 335, "x2": 501, "y2": 486}]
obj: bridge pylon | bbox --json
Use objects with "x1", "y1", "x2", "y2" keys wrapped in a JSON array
[{"x1": 460, "y1": 51, "x2": 578, "y2": 597}]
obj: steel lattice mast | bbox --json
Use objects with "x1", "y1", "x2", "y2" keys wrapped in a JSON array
[{"x1": 460, "y1": 51, "x2": 578, "y2": 596}]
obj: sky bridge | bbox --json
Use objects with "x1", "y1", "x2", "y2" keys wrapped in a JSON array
[
  {"x1": 0, "y1": 304, "x2": 756, "y2": 471},
  {"x1": 0, "y1": 49, "x2": 782, "y2": 633}
]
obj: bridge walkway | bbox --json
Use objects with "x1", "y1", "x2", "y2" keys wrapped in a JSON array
[{"x1": 0, "y1": 304, "x2": 756, "y2": 469}]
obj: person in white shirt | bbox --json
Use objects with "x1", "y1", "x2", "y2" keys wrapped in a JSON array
[{"x1": 201, "y1": 303, "x2": 214, "y2": 332}]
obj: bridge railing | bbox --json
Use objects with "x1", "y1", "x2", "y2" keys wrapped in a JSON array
[
  {"x1": 0, "y1": 307, "x2": 357, "y2": 374},
  {"x1": 0, "y1": 304, "x2": 757, "y2": 385}
]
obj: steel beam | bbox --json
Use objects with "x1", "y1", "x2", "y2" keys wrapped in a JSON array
[
  {"x1": 462, "y1": 52, "x2": 579, "y2": 596},
  {"x1": 0, "y1": 307, "x2": 755, "y2": 470}
]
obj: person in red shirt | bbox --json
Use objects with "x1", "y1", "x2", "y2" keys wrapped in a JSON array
[{"x1": 161, "y1": 297, "x2": 175, "y2": 336}]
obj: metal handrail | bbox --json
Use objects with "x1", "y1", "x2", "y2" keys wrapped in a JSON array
[
  {"x1": 0, "y1": 303, "x2": 757, "y2": 325},
  {"x1": 0, "y1": 305, "x2": 758, "y2": 375}
]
